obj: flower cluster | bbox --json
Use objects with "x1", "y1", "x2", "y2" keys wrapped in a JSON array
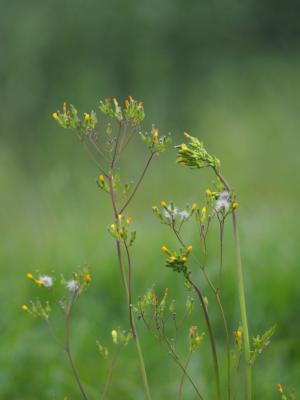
[
  {"x1": 176, "y1": 132, "x2": 220, "y2": 170},
  {"x1": 100, "y1": 96, "x2": 145, "y2": 124},
  {"x1": 108, "y1": 213, "x2": 136, "y2": 246},
  {"x1": 52, "y1": 102, "x2": 97, "y2": 134},
  {"x1": 22, "y1": 268, "x2": 92, "y2": 317},
  {"x1": 140, "y1": 126, "x2": 171, "y2": 154},
  {"x1": 110, "y1": 328, "x2": 132, "y2": 346},
  {"x1": 188, "y1": 325, "x2": 205, "y2": 353},
  {"x1": 161, "y1": 245, "x2": 193, "y2": 276},
  {"x1": 152, "y1": 201, "x2": 197, "y2": 229}
]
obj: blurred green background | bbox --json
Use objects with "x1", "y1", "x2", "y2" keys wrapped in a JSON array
[{"x1": 1, "y1": 0, "x2": 300, "y2": 398}]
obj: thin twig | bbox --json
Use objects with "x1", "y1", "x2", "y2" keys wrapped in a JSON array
[
  {"x1": 119, "y1": 152, "x2": 155, "y2": 214},
  {"x1": 100, "y1": 347, "x2": 121, "y2": 400}
]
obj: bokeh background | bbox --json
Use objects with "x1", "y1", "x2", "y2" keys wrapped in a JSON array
[{"x1": 1, "y1": 1, "x2": 300, "y2": 398}]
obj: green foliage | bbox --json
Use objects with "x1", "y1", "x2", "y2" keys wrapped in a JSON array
[
  {"x1": 176, "y1": 133, "x2": 220, "y2": 170},
  {"x1": 251, "y1": 325, "x2": 276, "y2": 365}
]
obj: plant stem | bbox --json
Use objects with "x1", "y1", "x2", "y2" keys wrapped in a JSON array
[
  {"x1": 232, "y1": 211, "x2": 251, "y2": 400},
  {"x1": 101, "y1": 347, "x2": 121, "y2": 400},
  {"x1": 64, "y1": 293, "x2": 89, "y2": 400},
  {"x1": 108, "y1": 172, "x2": 152, "y2": 400},
  {"x1": 177, "y1": 351, "x2": 192, "y2": 400},
  {"x1": 120, "y1": 152, "x2": 155, "y2": 214},
  {"x1": 163, "y1": 336, "x2": 204, "y2": 400},
  {"x1": 186, "y1": 275, "x2": 221, "y2": 400},
  {"x1": 214, "y1": 168, "x2": 252, "y2": 400}
]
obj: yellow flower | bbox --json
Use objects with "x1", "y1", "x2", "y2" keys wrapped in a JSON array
[
  {"x1": 52, "y1": 112, "x2": 59, "y2": 120},
  {"x1": 181, "y1": 144, "x2": 188, "y2": 152},
  {"x1": 187, "y1": 245, "x2": 193, "y2": 253},
  {"x1": 191, "y1": 203, "x2": 197, "y2": 211},
  {"x1": 26, "y1": 273, "x2": 34, "y2": 280},
  {"x1": 152, "y1": 205, "x2": 158, "y2": 212},
  {"x1": 98, "y1": 175, "x2": 105, "y2": 183},
  {"x1": 153, "y1": 128, "x2": 159, "y2": 143},
  {"x1": 277, "y1": 384, "x2": 283, "y2": 394},
  {"x1": 169, "y1": 256, "x2": 176, "y2": 262},
  {"x1": 35, "y1": 279, "x2": 44, "y2": 286},
  {"x1": 21, "y1": 304, "x2": 29, "y2": 312},
  {"x1": 63, "y1": 101, "x2": 67, "y2": 112},
  {"x1": 161, "y1": 245, "x2": 170, "y2": 255},
  {"x1": 160, "y1": 200, "x2": 167, "y2": 208},
  {"x1": 126, "y1": 215, "x2": 132, "y2": 224},
  {"x1": 84, "y1": 113, "x2": 91, "y2": 120},
  {"x1": 234, "y1": 329, "x2": 242, "y2": 341},
  {"x1": 201, "y1": 206, "x2": 207, "y2": 218},
  {"x1": 205, "y1": 188, "x2": 212, "y2": 197},
  {"x1": 111, "y1": 329, "x2": 118, "y2": 343},
  {"x1": 117, "y1": 213, "x2": 122, "y2": 221},
  {"x1": 85, "y1": 273, "x2": 91, "y2": 283},
  {"x1": 110, "y1": 224, "x2": 115, "y2": 230},
  {"x1": 181, "y1": 256, "x2": 187, "y2": 262},
  {"x1": 195, "y1": 335, "x2": 202, "y2": 345},
  {"x1": 232, "y1": 202, "x2": 239, "y2": 210}
]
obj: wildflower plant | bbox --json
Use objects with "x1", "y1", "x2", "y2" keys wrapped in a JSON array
[{"x1": 21, "y1": 97, "x2": 295, "y2": 400}]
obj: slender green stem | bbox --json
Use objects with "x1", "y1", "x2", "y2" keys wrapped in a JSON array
[
  {"x1": 101, "y1": 347, "x2": 121, "y2": 400},
  {"x1": 120, "y1": 152, "x2": 155, "y2": 214},
  {"x1": 232, "y1": 211, "x2": 251, "y2": 400},
  {"x1": 214, "y1": 168, "x2": 251, "y2": 400},
  {"x1": 108, "y1": 170, "x2": 152, "y2": 400},
  {"x1": 64, "y1": 293, "x2": 89, "y2": 400},
  {"x1": 177, "y1": 351, "x2": 192, "y2": 400},
  {"x1": 163, "y1": 336, "x2": 204, "y2": 400},
  {"x1": 186, "y1": 275, "x2": 221, "y2": 400}
]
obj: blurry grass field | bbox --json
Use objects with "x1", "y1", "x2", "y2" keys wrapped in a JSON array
[{"x1": 1, "y1": 58, "x2": 300, "y2": 399}]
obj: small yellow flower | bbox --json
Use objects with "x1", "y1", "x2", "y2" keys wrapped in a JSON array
[
  {"x1": 234, "y1": 329, "x2": 242, "y2": 341},
  {"x1": 98, "y1": 175, "x2": 105, "y2": 183},
  {"x1": 111, "y1": 329, "x2": 118, "y2": 343},
  {"x1": 84, "y1": 113, "x2": 91, "y2": 120},
  {"x1": 117, "y1": 213, "x2": 122, "y2": 221},
  {"x1": 161, "y1": 245, "x2": 170, "y2": 255},
  {"x1": 52, "y1": 112, "x2": 59, "y2": 120},
  {"x1": 63, "y1": 101, "x2": 67, "y2": 112},
  {"x1": 201, "y1": 206, "x2": 207, "y2": 218},
  {"x1": 232, "y1": 202, "x2": 239, "y2": 210},
  {"x1": 21, "y1": 304, "x2": 29, "y2": 312},
  {"x1": 153, "y1": 128, "x2": 159, "y2": 143},
  {"x1": 169, "y1": 256, "x2": 176, "y2": 262},
  {"x1": 110, "y1": 224, "x2": 115, "y2": 230},
  {"x1": 26, "y1": 273, "x2": 34, "y2": 280},
  {"x1": 191, "y1": 203, "x2": 197, "y2": 211},
  {"x1": 277, "y1": 384, "x2": 283, "y2": 393},
  {"x1": 85, "y1": 273, "x2": 91, "y2": 283},
  {"x1": 152, "y1": 205, "x2": 158, "y2": 212},
  {"x1": 187, "y1": 245, "x2": 193, "y2": 253},
  {"x1": 205, "y1": 188, "x2": 212, "y2": 197},
  {"x1": 181, "y1": 256, "x2": 187, "y2": 262},
  {"x1": 126, "y1": 215, "x2": 132, "y2": 224},
  {"x1": 181, "y1": 144, "x2": 188, "y2": 152},
  {"x1": 160, "y1": 200, "x2": 167, "y2": 208},
  {"x1": 195, "y1": 335, "x2": 202, "y2": 345},
  {"x1": 35, "y1": 279, "x2": 44, "y2": 286}
]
